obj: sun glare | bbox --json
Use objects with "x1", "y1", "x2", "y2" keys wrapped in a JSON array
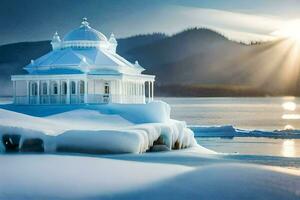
[
  {"x1": 282, "y1": 101, "x2": 296, "y2": 111},
  {"x1": 281, "y1": 140, "x2": 296, "y2": 157},
  {"x1": 273, "y1": 20, "x2": 300, "y2": 42}
]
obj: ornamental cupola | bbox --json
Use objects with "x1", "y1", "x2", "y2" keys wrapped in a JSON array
[
  {"x1": 108, "y1": 33, "x2": 118, "y2": 53},
  {"x1": 61, "y1": 17, "x2": 109, "y2": 49},
  {"x1": 51, "y1": 31, "x2": 61, "y2": 50}
]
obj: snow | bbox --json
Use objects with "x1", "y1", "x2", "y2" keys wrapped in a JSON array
[
  {"x1": 0, "y1": 101, "x2": 199, "y2": 153},
  {"x1": 0, "y1": 153, "x2": 299, "y2": 200},
  {"x1": 1, "y1": 101, "x2": 299, "y2": 199},
  {"x1": 0, "y1": 154, "x2": 192, "y2": 199}
]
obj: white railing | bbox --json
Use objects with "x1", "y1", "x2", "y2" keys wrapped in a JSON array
[
  {"x1": 70, "y1": 95, "x2": 84, "y2": 104},
  {"x1": 14, "y1": 94, "x2": 148, "y2": 105}
]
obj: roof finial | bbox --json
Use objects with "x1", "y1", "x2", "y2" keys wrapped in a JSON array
[
  {"x1": 52, "y1": 31, "x2": 61, "y2": 42},
  {"x1": 109, "y1": 33, "x2": 117, "y2": 44},
  {"x1": 81, "y1": 17, "x2": 89, "y2": 27}
]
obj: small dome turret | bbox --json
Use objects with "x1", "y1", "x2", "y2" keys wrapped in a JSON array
[
  {"x1": 108, "y1": 33, "x2": 118, "y2": 53},
  {"x1": 109, "y1": 33, "x2": 117, "y2": 44},
  {"x1": 51, "y1": 31, "x2": 61, "y2": 50}
]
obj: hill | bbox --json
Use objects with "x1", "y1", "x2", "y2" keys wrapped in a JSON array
[{"x1": 0, "y1": 28, "x2": 298, "y2": 96}]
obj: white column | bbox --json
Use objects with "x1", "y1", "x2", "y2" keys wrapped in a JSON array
[
  {"x1": 13, "y1": 81, "x2": 15, "y2": 102},
  {"x1": 125, "y1": 81, "x2": 128, "y2": 103},
  {"x1": 127, "y1": 81, "x2": 130, "y2": 103},
  {"x1": 75, "y1": 80, "x2": 78, "y2": 95},
  {"x1": 137, "y1": 82, "x2": 140, "y2": 103},
  {"x1": 132, "y1": 82, "x2": 135, "y2": 103},
  {"x1": 140, "y1": 82, "x2": 143, "y2": 103},
  {"x1": 47, "y1": 80, "x2": 50, "y2": 104},
  {"x1": 142, "y1": 82, "x2": 145, "y2": 104},
  {"x1": 26, "y1": 80, "x2": 29, "y2": 104},
  {"x1": 84, "y1": 79, "x2": 88, "y2": 103},
  {"x1": 57, "y1": 80, "x2": 61, "y2": 104},
  {"x1": 66, "y1": 80, "x2": 70, "y2": 104},
  {"x1": 75, "y1": 80, "x2": 79, "y2": 104},
  {"x1": 135, "y1": 82, "x2": 138, "y2": 103},
  {"x1": 37, "y1": 80, "x2": 40, "y2": 104},
  {"x1": 151, "y1": 81, "x2": 154, "y2": 101},
  {"x1": 148, "y1": 81, "x2": 151, "y2": 103}
]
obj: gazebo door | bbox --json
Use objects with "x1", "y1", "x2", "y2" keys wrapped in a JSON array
[{"x1": 103, "y1": 83, "x2": 110, "y2": 103}]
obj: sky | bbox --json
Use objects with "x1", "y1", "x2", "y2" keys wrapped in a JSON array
[{"x1": 1, "y1": 0, "x2": 300, "y2": 45}]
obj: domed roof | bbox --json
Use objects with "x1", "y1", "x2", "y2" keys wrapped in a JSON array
[{"x1": 63, "y1": 18, "x2": 107, "y2": 42}]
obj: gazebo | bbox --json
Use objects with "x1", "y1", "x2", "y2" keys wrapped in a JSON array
[{"x1": 11, "y1": 18, "x2": 155, "y2": 105}]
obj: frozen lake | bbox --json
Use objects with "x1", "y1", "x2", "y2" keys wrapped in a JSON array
[
  {"x1": 196, "y1": 137, "x2": 300, "y2": 157},
  {"x1": 1, "y1": 97, "x2": 300, "y2": 158},
  {"x1": 159, "y1": 97, "x2": 300, "y2": 131},
  {"x1": 160, "y1": 97, "x2": 300, "y2": 157}
]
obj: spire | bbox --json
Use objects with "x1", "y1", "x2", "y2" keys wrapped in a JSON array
[
  {"x1": 108, "y1": 33, "x2": 118, "y2": 53},
  {"x1": 134, "y1": 60, "x2": 145, "y2": 71},
  {"x1": 51, "y1": 31, "x2": 61, "y2": 50},
  {"x1": 52, "y1": 31, "x2": 61, "y2": 42},
  {"x1": 81, "y1": 17, "x2": 90, "y2": 27},
  {"x1": 134, "y1": 60, "x2": 140, "y2": 67},
  {"x1": 109, "y1": 33, "x2": 117, "y2": 44}
]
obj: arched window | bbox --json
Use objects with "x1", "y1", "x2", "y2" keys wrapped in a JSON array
[
  {"x1": 104, "y1": 82, "x2": 110, "y2": 94},
  {"x1": 79, "y1": 81, "x2": 85, "y2": 94},
  {"x1": 42, "y1": 82, "x2": 47, "y2": 95},
  {"x1": 31, "y1": 82, "x2": 38, "y2": 96},
  {"x1": 71, "y1": 81, "x2": 76, "y2": 94},
  {"x1": 52, "y1": 82, "x2": 58, "y2": 95},
  {"x1": 61, "y1": 82, "x2": 67, "y2": 95}
]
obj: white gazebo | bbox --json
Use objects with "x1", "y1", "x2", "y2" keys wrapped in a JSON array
[{"x1": 11, "y1": 18, "x2": 155, "y2": 105}]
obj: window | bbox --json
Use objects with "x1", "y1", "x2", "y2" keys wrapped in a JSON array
[
  {"x1": 53, "y1": 83, "x2": 58, "y2": 95},
  {"x1": 71, "y1": 81, "x2": 76, "y2": 94},
  {"x1": 104, "y1": 83, "x2": 109, "y2": 94},
  {"x1": 31, "y1": 82, "x2": 38, "y2": 96},
  {"x1": 42, "y1": 83, "x2": 47, "y2": 95}
]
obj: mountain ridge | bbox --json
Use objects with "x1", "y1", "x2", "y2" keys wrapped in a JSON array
[{"x1": 0, "y1": 28, "x2": 297, "y2": 96}]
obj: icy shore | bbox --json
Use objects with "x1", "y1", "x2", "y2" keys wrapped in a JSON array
[
  {"x1": 191, "y1": 125, "x2": 300, "y2": 138},
  {"x1": 0, "y1": 101, "x2": 200, "y2": 154}
]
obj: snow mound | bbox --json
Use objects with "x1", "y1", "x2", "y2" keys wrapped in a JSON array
[
  {"x1": 0, "y1": 101, "x2": 199, "y2": 154},
  {"x1": 1, "y1": 155, "x2": 299, "y2": 200}
]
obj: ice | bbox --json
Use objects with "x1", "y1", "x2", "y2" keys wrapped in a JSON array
[
  {"x1": 0, "y1": 101, "x2": 199, "y2": 153},
  {"x1": 191, "y1": 125, "x2": 300, "y2": 138}
]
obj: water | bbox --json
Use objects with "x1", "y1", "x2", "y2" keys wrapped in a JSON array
[
  {"x1": 196, "y1": 137, "x2": 300, "y2": 157},
  {"x1": 159, "y1": 97, "x2": 300, "y2": 158},
  {"x1": 159, "y1": 97, "x2": 300, "y2": 131}
]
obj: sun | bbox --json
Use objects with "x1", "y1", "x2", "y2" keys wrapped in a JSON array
[{"x1": 272, "y1": 20, "x2": 300, "y2": 42}]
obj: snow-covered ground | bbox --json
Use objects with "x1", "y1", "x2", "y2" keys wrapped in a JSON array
[
  {"x1": 1, "y1": 151, "x2": 300, "y2": 200},
  {"x1": 0, "y1": 101, "x2": 198, "y2": 153},
  {"x1": 1, "y1": 101, "x2": 300, "y2": 199}
]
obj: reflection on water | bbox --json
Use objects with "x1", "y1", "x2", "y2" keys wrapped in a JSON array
[
  {"x1": 281, "y1": 98, "x2": 300, "y2": 130},
  {"x1": 282, "y1": 101, "x2": 296, "y2": 111},
  {"x1": 282, "y1": 114, "x2": 300, "y2": 119},
  {"x1": 159, "y1": 97, "x2": 300, "y2": 131},
  {"x1": 196, "y1": 137, "x2": 300, "y2": 158},
  {"x1": 281, "y1": 140, "x2": 296, "y2": 157}
]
